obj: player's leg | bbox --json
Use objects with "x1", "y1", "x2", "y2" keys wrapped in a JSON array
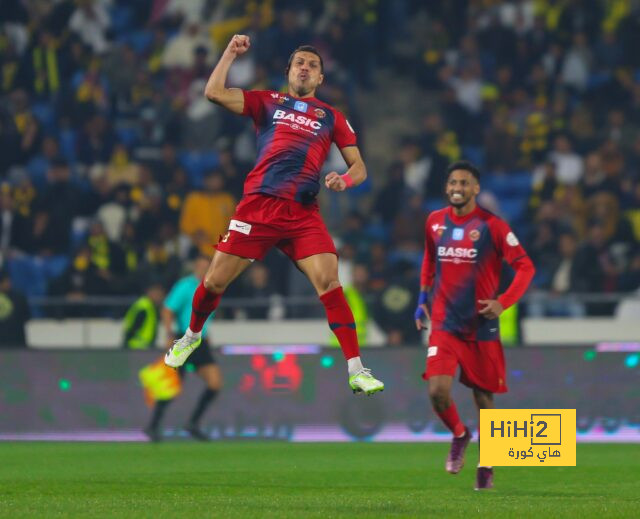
[
  {"x1": 185, "y1": 363, "x2": 222, "y2": 440},
  {"x1": 165, "y1": 251, "x2": 251, "y2": 367},
  {"x1": 425, "y1": 331, "x2": 473, "y2": 473},
  {"x1": 459, "y1": 339, "x2": 505, "y2": 489},
  {"x1": 144, "y1": 365, "x2": 187, "y2": 441},
  {"x1": 473, "y1": 388, "x2": 495, "y2": 490},
  {"x1": 295, "y1": 252, "x2": 384, "y2": 395},
  {"x1": 144, "y1": 399, "x2": 172, "y2": 442},
  {"x1": 428, "y1": 374, "x2": 472, "y2": 473}
]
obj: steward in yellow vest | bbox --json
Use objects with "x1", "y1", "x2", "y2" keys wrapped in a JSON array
[{"x1": 123, "y1": 284, "x2": 165, "y2": 349}]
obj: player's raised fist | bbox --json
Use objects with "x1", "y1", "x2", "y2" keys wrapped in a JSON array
[
  {"x1": 226, "y1": 34, "x2": 250, "y2": 57},
  {"x1": 325, "y1": 171, "x2": 346, "y2": 192}
]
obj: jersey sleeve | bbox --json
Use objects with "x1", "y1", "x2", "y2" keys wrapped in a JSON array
[
  {"x1": 490, "y1": 218, "x2": 535, "y2": 309},
  {"x1": 491, "y1": 218, "x2": 528, "y2": 265},
  {"x1": 420, "y1": 215, "x2": 436, "y2": 288},
  {"x1": 241, "y1": 90, "x2": 266, "y2": 122},
  {"x1": 332, "y1": 110, "x2": 357, "y2": 148}
]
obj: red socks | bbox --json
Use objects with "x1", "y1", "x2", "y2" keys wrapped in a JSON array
[
  {"x1": 319, "y1": 286, "x2": 360, "y2": 360},
  {"x1": 436, "y1": 401, "x2": 466, "y2": 437},
  {"x1": 189, "y1": 282, "x2": 222, "y2": 332}
]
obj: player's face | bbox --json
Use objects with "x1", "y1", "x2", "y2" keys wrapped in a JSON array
[
  {"x1": 288, "y1": 51, "x2": 323, "y2": 97},
  {"x1": 446, "y1": 170, "x2": 480, "y2": 208}
]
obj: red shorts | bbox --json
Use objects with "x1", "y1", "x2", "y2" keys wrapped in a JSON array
[
  {"x1": 216, "y1": 194, "x2": 337, "y2": 261},
  {"x1": 423, "y1": 330, "x2": 508, "y2": 393}
]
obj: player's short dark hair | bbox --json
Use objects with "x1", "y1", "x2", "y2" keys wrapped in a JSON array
[
  {"x1": 446, "y1": 160, "x2": 481, "y2": 182},
  {"x1": 285, "y1": 45, "x2": 324, "y2": 75}
]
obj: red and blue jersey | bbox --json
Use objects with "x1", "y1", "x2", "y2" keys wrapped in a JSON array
[
  {"x1": 241, "y1": 90, "x2": 356, "y2": 204},
  {"x1": 420, "y1": 205, "x2": 534, "y2": 341}
]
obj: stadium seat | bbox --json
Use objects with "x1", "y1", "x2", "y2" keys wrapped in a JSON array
[
  {"x1": 7, "y1": 255, "x2": 69, "y2": 299},
  {"x1": 123, "y1": 30, "x2": 153, "y2": 54},
  {"x1": 364, "y1": 222, "x2": 389, "y2": 243},
  {"x1": 587, "y1": 72, "x2": 611, "y2": 90},
  {"x1": 348, "y1": 176, "x2": 372, "y2": 197},
  {"x1": 26, "y1": 156, "x2": 50, "y2": 189},
  {"x1": 423, "y1": 199, "x2": 445, "y2": 213},
  {"x1": 58, "y1": 129, "x2": 78, "y2": 164},
  {"x1": 462, "y1": 147, "x2": 485, "y2": 169},
  {"x1": 178, "y1": 150, "x2": 220, "y2": 188},
  {"x1": 499, "y1": 197, "x2": 527, "y2": 224},
  {"x1": 110, "y1": 5, "x2": 133, "y2": 35},
  {"x1": 387, "y1": 249, "x2": 423, "y2": 269},
  {"x1": 115, "y1": 126, "x2": 140, "y2": 148},
  {"x1": 42, "y1": 255, "x2": 69, "y2": 281},
  {"x1": 31, "y1": 102, "x2": 57, "y2": 133}
]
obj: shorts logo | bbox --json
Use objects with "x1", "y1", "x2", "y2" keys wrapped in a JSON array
[
  {"x1": 469, "y1": 229, "x2": 480, "y2": 241},
  {"x1": 427, "y1": 346, "x2": 438, "y2": 357},
  {"x1": 506, "y1": 232, "x2": 520, "y2": 246},
  {"x1": 229, "y1": 219, "x2": 252, "y2": 235},
  {"x1": 452, "y1": 228, "x2": 464, "y2": 240},
  {"x1": 314, "y1": 108, "x2": 326, "y2": 118},
  {"x1": 294, "y1": 101, "x2": 308, "y2": 113}
]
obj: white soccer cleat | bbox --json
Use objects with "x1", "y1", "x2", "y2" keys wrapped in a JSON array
[
  {"x1": 349, "y1": 368, "x2": 384, "y2": 395},
  {"x1": 164, "y1": 335, "x2": 202, "y2": 368}
]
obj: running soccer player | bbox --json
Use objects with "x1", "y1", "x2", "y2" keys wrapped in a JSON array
[
  {"x1": 164, "y1": 35, "x2": 384, "y2": 395},
  {"x1": 414, "y1": 161, "x2": 535, "y2": 490}
]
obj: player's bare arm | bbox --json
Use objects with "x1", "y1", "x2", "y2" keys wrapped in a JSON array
[
  {"x1": 324, "y1": 146, "x2": 366, "y2": 192},
  {"x1": 478, "y1": 299, "x2": 504, "y2": 320},
  {"x1": 204, "y1": 34, "x2": 250, "y2": 114}
]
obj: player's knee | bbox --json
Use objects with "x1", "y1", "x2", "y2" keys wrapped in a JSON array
[
  {"x1": 203, "y1": 274, "x2": 226, "y2": 294},
  {"x1": 429, "y1": 387, "x2": 450, "y2": 411},
  {"x1": 319, "y1": 278, "x2": 340, "y2": 294},
  {"x1": 474, "y1": 391, "x2": 493, "y2": 409}
]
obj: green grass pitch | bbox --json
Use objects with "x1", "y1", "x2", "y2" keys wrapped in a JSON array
[{"x1": 0, "y1": 443, "x2": 638, "y2": 518}]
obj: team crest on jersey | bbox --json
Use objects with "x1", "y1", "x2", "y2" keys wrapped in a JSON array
[
  {"x1": 314, "y1": 108, "x2": 326, "y2": 119},
  {"x1": 468, "y1": 229, "x2": 480, "y2": 241}
]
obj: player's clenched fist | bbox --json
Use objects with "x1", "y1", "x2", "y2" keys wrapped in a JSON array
[
  {"x1": 325, "y1": 171, "x2": 347, "y2": 191},
  {"x1": 226, "y1": 34, "x2": 250, "y2": 57}
]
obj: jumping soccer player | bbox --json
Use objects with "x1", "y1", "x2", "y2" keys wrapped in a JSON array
[
  {"x1": 414, "y1": 161, "x2": 535, "y2": 489},
  {"x1": 164, "y1": 35, "x2": 383, "y2": 395}
]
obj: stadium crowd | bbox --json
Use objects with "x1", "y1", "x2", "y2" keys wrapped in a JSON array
[{"x1": 1, "y1": 0, "x2": 639, "y2": 343}]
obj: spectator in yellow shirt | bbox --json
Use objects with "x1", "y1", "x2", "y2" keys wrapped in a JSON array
[{"x1": 180, "y1": 172, "x2": 236, "y2": 255}]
